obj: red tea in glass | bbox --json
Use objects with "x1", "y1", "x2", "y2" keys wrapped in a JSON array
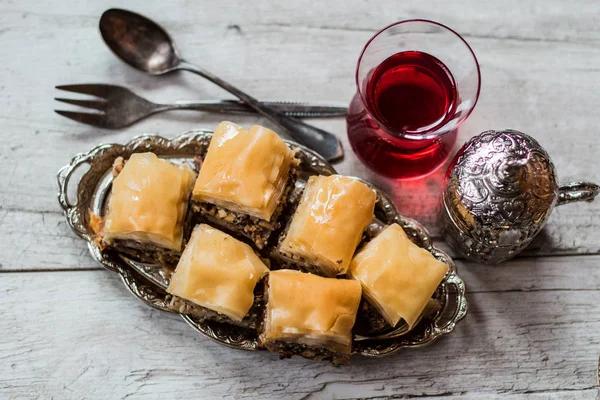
[
  {"x1": 347, "y1": 20, "x2": 480, "y2": 179},
  {"x1": 367, "y1": 51, "x2": 457, "y2": 133}
]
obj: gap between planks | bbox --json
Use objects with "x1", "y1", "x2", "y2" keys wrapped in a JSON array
[
  {"x1": 253, "y1": 21, "x2": 600, "y2": 46},
  {"x1": 0, "y1": 267, "x2": 104, "y2": 273},
  {"x1": 297, "y1": 386, "x2": 599, "y2": 399}
]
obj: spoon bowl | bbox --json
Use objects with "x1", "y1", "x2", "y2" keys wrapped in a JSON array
[
  {"x1": 100, "y1": 8, "x2": 181, "y2": 75},
  {"x1": 98, "y1": 8, "x2": 344, "y2": 162}
]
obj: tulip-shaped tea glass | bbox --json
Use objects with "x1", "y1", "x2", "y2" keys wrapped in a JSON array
[{"x1": 347, "y1": 20, "x2": 481, "y2": 179}]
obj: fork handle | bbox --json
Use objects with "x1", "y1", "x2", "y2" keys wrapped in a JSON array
[{"x1": 158, "y1": 100, "x2": 347, "y2": 118}]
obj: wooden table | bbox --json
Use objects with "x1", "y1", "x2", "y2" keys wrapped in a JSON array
[{"x1": 2, "y1": 1, "x2": 600, "y2": 398}]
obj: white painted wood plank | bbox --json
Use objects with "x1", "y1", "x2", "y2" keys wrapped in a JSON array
[
  {"x1": 461, "y1": 254, "x2": 600, "y2": 293},
  {"x1": 0, "y1": 210, "x2": 92, "y2": 271},
  {"x1": 3, "y1": 205, "x2": 600, "y2": 274},
  {"x1": 2, "y1": 0, "x2": 600, "y2": 43},
  {"x1": 2, "y1": 208, "x2": 598, "y2": 289},
  {"x1": 1, "y1": 270, "x2": 599, "y2": 399}
]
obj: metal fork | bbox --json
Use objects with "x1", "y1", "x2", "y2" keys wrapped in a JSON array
[{"x1": 55, "y1": 84, "x2": 347, "y2": 129}]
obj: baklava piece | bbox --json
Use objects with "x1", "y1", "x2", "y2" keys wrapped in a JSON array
[
  {"x1": 191, "y1": 121, "x2": 299, "y2": 249},
  {"x1": 349, "y1": 224, "x2": 448, "y2": 330},
  {"x1": 99, "y1": 152, "x2": 196, "y2": 266},
  {"x1": 259, "y1": 270, "x2": 362, "y2": 365},
  {"x1": 274, "y1": 175, "x2": 376, "y2": 277},
  {"x1": 166, "y1": 224, "x2": 270, "y2": 329}
]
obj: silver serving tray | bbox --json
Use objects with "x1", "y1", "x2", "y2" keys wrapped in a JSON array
[{"x1": 57, "y1": 130, "x2": 467, "y2": 357}]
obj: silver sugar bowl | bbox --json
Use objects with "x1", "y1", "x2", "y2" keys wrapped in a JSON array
[{"x1": 441, "y1": 129, "x2": 599, "y2": 264}]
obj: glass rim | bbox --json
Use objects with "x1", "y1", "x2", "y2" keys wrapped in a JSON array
[{"x1": 355, "y1": 19, "x2": 481, "y2": 141}]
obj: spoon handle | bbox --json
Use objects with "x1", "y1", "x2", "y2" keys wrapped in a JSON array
[{"x1": 177, "y1": 60, "x2": 344, "y2": 162}]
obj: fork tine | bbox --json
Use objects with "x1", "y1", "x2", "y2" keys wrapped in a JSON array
[
  {"x1": 55, "y1": 110, "x2": 109, "y2": 128},
  {"x1": 54, "y1": 97, "x2": 107, "y2": 111},
  {"x1": 55, "y1": 84, "x2": 115, "y2": 97}
]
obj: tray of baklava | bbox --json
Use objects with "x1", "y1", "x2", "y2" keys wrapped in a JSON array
[{"x1": 57, "y1": 121, "x2": 467, "y2": 365}]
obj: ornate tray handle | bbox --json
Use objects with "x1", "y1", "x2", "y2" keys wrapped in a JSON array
[
  {"x1": 57, "y1": 151, "x2": 96, "y2": 239},
  {"x1": 431, "y1": 272, "x2": 468, "y2": 336}
]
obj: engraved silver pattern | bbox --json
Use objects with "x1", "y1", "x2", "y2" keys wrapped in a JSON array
[
  {"x1": 58, "y1": 130, "x2": 467, "y2": 357},
  {"x1": 442, "y1": 129, "x2": 599, "y2": 264}
]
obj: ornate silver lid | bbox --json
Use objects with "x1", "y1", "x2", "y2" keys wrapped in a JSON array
[{"x1": 441, "y1": 129, "x2": 599, "y2": 264}]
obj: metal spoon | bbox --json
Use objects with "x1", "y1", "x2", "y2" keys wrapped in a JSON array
[{"x1": 99, "y1": 8, "x2": 344, "y2": 162}]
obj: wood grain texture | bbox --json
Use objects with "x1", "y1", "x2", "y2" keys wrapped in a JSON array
[
  {"x1": 1, "y1": 268, "x2": 599, "y2": 399},
  {"x1": 0, "y1": 210, "x2": 93, "y2": 271},
  {"x1": 0, "y1": 0, "x2": 599, "y2": 268},
  {"x1": 1, "y1": 0, "x2": 600, "y2": 399}
]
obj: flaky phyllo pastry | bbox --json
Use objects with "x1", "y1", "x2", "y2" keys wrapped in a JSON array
[
  {"x1": 349, "y1": 224, "x2": 448, "y2": 328},
  {"x1": 259, "y1": 270, "x2": 362, "y2": 365},
  {"x1": 166, "y1": 224, "x2": 270, "y2": 328},
  {"x1": 276, "y1": 175, "x2": 376, "y2": 277},
  {"x1": 191, "y1": 121, "x2": 299, "y2": 248},
  {"x1": 82, "y1": 120, "x2": 454, "y2": 365},
  {"x1": 98, "y1": 152, "x2": 196, "y2": 265}
]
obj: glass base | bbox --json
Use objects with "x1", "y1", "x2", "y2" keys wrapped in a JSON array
[{"x1": 346, "y1": 93, "x2": 457, "y2": 180}]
